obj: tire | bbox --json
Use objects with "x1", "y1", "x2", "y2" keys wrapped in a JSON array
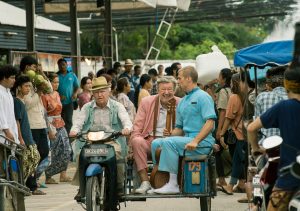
[
  {"x1": 200, "y1": 196, "x2": 211, "y2": 211},
  {"x1": 86, "y1": 175, "x2": 102, "y2": 211}
]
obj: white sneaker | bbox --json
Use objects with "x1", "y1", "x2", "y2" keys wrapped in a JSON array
[
  {"x1": 153, "y1": 182, "x2": 180, "y2": 194},
  {"x1": 135, "y1": 181, "x2": 152, "y2": 194},
  {"x1": 146, "y1": 188, "x2": 155, "y2": 194}
]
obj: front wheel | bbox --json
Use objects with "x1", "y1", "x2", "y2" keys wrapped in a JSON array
[
  {"x1": 86, "y1": 174, "x2": 104, "y2": 211},
  {"x1": 200, "y1": 196, "x2": 211, "y2": 211}
]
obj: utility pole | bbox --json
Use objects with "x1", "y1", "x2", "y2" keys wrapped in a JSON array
[
  {"x1": 69, "y1": 0, "x2": 79, "y2": 76},
  {"x1": 25, "y1": 0, "x2": 35, "y2": 51},
  {"x1": 103, "y1": 0, "x2": 113, "y2": 69}
]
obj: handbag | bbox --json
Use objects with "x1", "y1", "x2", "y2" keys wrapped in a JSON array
[
  {"x1": 226, "y1": 129, "x2": 238, "y2": 145},
  {"x1": 226, "y1": 116, "x2": 242, "y2": 145}
]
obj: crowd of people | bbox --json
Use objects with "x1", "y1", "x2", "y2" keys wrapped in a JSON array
[{"x1": 0, "y1": 55, "x2": 300, "y2": 211}]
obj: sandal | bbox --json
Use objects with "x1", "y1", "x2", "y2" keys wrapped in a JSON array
[
  {"x1": 238, "y1": 197, "x2": 252, "y2": 203},
  {"x1": 45, "y1": 178, "x2": 58, "y2": 184},
  {"x1": 60, "y1": 176, "x2": 72, "y2": 182},
  {"x1": 220, "y1": 185, "x2": 234, "y2": 195},
  {"x1": 32, "y1": 189, "x2": 46, "y2": 195},
  {"x1": 37, "y1": 182, "x2": 48, "y2": 188}
]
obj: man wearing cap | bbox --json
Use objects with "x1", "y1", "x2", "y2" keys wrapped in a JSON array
[
  {"x1": 119, "y1": 59, "x2": 135, "y2": 102},
  {"x1": 70, "y1": 76, "x2": 132, "y2": 200}
]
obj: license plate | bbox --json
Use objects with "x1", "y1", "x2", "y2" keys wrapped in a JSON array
[
  {"x1": 252, "y1": 175, "x2": 260, "y2": 185},
  {"x1": 84, "y1": 148, "x2": 108, "y2": 156},
  {"x1": 253, "y1": 187, "x2": 263, "y2": 197}
]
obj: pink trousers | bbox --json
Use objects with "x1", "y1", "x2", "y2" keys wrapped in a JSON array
[{"x1": 130, "y1": 136, "x2": 155, "y2": 172}]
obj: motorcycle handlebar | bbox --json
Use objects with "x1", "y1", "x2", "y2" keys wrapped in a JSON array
[
  {"x1": 69, "y1": 131, "x2": 122, "y2": 142},
  {"x1": 0, "y1": 134, "x2": 26, "y2": 150}
]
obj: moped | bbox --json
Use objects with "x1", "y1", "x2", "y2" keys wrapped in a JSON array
[
  {"x1": 280, "y1": 154, "x2": 300, "y2": 210},
  {"x1": 74, "y1": 131, "x2": 216, "y2": 211},
  {"x1": 252, "y1": 135, "x2": 282, "y2": 210},
  {"x1": 75, "y1": 131, "x2": 122, "y2": 211},
  {"x1": 252, "y1": 136, "x2": 300, "y2": 211}
]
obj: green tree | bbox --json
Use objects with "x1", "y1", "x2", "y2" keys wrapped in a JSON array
[{"x1": 80, "y1": 21, "x2": 267, "y2": 60}]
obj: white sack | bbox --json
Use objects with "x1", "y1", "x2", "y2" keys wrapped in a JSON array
[{"x1": 196, "y1": 45, "x2": 230, "y2": 85}]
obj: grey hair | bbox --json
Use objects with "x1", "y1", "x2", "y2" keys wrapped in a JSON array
[{"x1": 157, "y1": 76, "x2": 177, "y2": 91}]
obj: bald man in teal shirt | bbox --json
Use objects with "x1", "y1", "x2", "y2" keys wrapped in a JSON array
[{"x1": 152, "y1": 66, "x2": 216, "y2": 194}]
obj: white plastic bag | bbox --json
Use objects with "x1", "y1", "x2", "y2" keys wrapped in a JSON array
[
  {"x1": 157, "y1": 0, "x2": 177, "y2": 7},
  {"x1": 138, "y1": 0, "x2": 191, "y2": 11},
  {"x1": 196, "y1": 45, "x2": 230, "y2": 85}
]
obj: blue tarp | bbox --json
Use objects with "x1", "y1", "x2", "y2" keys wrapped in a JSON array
[{"x1": 234, "y1": 40, "x2": 294, "y2": 67}]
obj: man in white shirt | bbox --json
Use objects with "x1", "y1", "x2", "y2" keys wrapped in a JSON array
[
  {"x1": 0, "y1": 65, "x2": 18, "y2": 144},
  {"x1": 70, "y1": 76, "x2": 132, "y2": 201},
  {"x1": 0, "y1": 65, "x2": 18, "y2": 177}
]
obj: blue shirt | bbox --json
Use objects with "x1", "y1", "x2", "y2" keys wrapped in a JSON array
[
  {"x1": 14, "y1": 98, "x2": 34, "y2": 145},
  {"x1": 260, "y1": 99, "x2": 300, "y2": 191},
  {"x1": 132, "y1": 75, "x2": 140, "y2": 90},
  {"x1": 176, "y1": 87, "x2": 216, "y2": 142},
  {"x1": 57, "y1": 71, "x2": 79, "y2": 105}
]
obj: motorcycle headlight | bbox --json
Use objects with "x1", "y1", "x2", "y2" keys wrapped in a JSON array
[{"x1": 87, "y1": 131, "x2": 105, "y2": 141}]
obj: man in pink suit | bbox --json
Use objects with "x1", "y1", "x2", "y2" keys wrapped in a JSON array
[{"x1": 130, "y1": 76, "x2": 181, "y2": 194}]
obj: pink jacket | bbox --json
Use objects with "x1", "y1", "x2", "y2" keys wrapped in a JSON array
[{"x1": 130, "y1": 95, "x2": 181, "y2": 140}]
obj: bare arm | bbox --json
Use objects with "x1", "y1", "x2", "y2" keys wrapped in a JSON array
[
  {"x1": 216, "y1": 109, "x2": 226, "y2": 140},
  {"x1": 16, "y1": 121, "x2": 25, "y2": 145},
  {"x1": 219, "y1": 117, "x2": 232, "y2": 137},
  {"x1": 247, "y1": 117, "x2": 264, "y2": 152}
]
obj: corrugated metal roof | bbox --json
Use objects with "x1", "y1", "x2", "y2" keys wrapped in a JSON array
[{"x1": 0, "y1": 1, "x2": 70, "y2": 32}]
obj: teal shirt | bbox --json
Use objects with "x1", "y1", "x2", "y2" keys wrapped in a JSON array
[
  {"x1": 57, "y1": 71, "x2": 79, "y2": 105},
  {"x1": 176, "y1": 87, "x2": 216, "y2": 141}
]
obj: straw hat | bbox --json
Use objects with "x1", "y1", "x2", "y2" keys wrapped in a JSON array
[
  {"x1": 124, "y1": 59, "x2": 134, "y2": 66},
  {"x1": 90, "y1": 76, "x2": 110, "y2": 91}
]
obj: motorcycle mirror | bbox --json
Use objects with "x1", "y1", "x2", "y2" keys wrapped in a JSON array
[
  {"x1": 291, "y1": 162, "x2": 300, "y2": 179},
  {"x1": 262, "y1": 135, "x2": 283, "y2": 150},
  {"x1": 297, "y1": 155, "x2": 300, "y2": 164}
]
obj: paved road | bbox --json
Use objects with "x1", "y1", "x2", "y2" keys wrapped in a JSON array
[{"x1": 25, "y1": 165, "x2": 249, "y2": 211}]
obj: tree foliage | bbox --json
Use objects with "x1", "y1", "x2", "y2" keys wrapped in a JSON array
[
  {"x1": 160, "y1": 22, "x2": 265, "y2": 59},
  {"x1": 81, "y1": 21, "x2": 268, "y2": 60}
]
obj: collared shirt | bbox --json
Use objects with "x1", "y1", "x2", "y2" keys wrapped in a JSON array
[
  {"x1": 0, "y1": 84, "x2": 19, "y2": 144},
  {"x1": 57, "y1": 71, "x2": 79, "y2": 105},
  {"x1": 176, "y1": 87, "x2": 216, "y2": 140},
  {"x1": 153, "y1": 105, "x2": 167, "y2": 137},
  {"x1": 71, "y1": 99, "x2": 133, "y2": 133},
  {"x1": 255, "y1": 87, "x2": 288, "y2": 141}
]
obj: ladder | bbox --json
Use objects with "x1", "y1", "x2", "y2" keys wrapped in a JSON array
[{"x1": 142, "y1": 7, "x2": 178, "y2": 71}]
